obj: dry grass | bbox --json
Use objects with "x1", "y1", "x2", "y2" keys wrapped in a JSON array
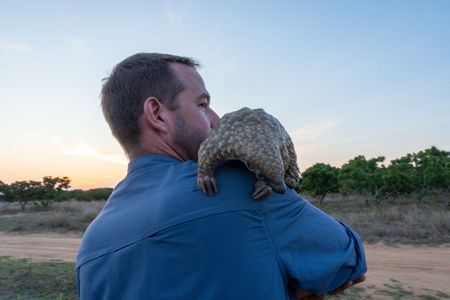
[
  {"x1": 1, "y1": 196, "x2": 449, "y2": 245},
  {"x1": 308, "y1": 195, "x2": 450, "y2": 245},
  {"x1": 0, "y1": 200, "x2": 105, "y2": 235},
  {"x1": 0, "y1": 256, "x2": 77, "y2": 299}
]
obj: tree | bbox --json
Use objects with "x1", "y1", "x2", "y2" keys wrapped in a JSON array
[
  {"x1": 339, "y1": 155, "x2": 389, "y2": 205},
  {"x1": 385, "y1": 154, "x2": 418, "y2": 197},
  {"x1": 412, "y1": 146, "x2": 450, "y2": 200},
  {"x1": 0, "y1": 176, "x2": 72, "y2": 210},
  {"x1": 34, "y1": 176, "x2": 71, "y2": 208},
  {"x1": 0, "y1": 180, "x2": 10, "y2": 204},
  {"x1": 0, "y1": 180, "x2": 5, "y2": 198},
  {"x1": 299, "y1": 163, "x2": 339, "y2": 205},
  {"x1": 7, "y1": 180, "x2": 43, "y2": 210}
]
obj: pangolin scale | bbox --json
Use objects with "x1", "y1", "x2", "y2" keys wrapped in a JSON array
[{"x1": 197, "y1": 107, "x2": 300, "y2": 199}]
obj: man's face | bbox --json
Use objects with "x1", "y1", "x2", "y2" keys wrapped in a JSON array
[{"x1": 166, "y1": 63, "x2": 220, "y2": 161}]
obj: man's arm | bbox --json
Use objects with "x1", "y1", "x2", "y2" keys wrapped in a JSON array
[
  {"x1": 297, "y1": 274, "x2": 366, "y2": 299},
  {"x1": 261, "y1": 191, "x2": 367, "y2": 296}
]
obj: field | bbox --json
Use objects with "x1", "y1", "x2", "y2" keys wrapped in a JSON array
[
  {"x1": 0, "y1": 256, "x2": 76, "y2": 300},
  {"x1": 315, "y1": 194, "x2": 450, "y2": 245},
  {"x1": 0, "y1": 196, "x2": 449, "y2": 299}
]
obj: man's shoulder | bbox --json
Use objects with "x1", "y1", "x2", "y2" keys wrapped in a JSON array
[
  {"x1": 77, "y1": 159, "x2": 265, "y2": 266},
  {"x1": 77, "y1": 157, "x2": 310, "y2": 268}
]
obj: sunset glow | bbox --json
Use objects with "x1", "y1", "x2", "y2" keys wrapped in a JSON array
[{"x1": 1, "y1": 1, "x2": 449, "y2": 189}]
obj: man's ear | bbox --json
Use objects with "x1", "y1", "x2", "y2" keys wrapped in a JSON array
[{"x1": 142, "y1": 97, "x2": 169, "y2": 133}]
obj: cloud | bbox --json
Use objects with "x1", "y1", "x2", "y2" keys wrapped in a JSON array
[
  {"x1": 0, "y1": 41, "x2": 33, "y2": 54},
  {"x1": 18, "y1": 130, "x2": 40, "y2": 138},
  {"x1": 290, "y1": 120, "x2": 339, "y2": 143},
  {"x1": 164, "y1": 2, "x2": 178, "y2": 23},
  {"x1": 164, "y1": 0, "x2": 191, "y2": 25},
  {"x1": 65, "y1": 37, "x2": 93, "y2": 57},
  {"x1": 290, "y1": 120, "x2": 340, "y2": 159},
  {"x1": 55, "y1": 140, "x2": 126, "y2": 164}
]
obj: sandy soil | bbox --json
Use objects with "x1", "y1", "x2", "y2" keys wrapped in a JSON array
[
  {"x1": 0, "y1": 233, "x2": 80, "y2": 262},
  {"x1": 0, "y1": 233, "x2": 449, "y2": 295},
  {"x1": 361, "y1": 243, "x2": 450, "y2": 296}
]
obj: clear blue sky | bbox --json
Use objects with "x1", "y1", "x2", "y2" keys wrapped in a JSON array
[{"x1": 1, "y1": 0, "x2": 449, "y2": 188}]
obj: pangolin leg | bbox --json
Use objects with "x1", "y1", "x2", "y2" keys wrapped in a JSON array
[
  {"x1": 251, "y1": 179, "x2": 272, "y2": 200},
  {"x1": 198, "y1": 175, "x2": 218, "y2": 196}
]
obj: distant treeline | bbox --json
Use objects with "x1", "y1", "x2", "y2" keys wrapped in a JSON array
[
  {"x1": 2, "y1": 146, "x2": 449, "y2": 210},
  {"x1": 298, "y1": 146, "x2": 450, "y2": 206},
  {"x1": 54, "y1": 188, "x2": 113, "y2": 202},
  {"x1": 0, "y1": 176, "x2": 112, "y2": 210}
]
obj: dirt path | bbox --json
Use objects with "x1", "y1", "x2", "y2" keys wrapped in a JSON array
[
  {"x1": 361, "y1": 243, "x2": 450, "y2": 296},
  {"x1": 0, "y1": 233, "x2": 80, "y2": 262},
  {"x1": 0, "y1": 234, "x2": 449, "y2": 294}
]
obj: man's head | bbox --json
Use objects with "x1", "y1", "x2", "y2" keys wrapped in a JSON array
[{"x1": 101, "y1": 53, "x2": 219, "y2": 160}]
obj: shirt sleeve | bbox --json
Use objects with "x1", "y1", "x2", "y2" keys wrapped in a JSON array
[{"x1": 262, "y1": 191, "x2": 367, "y2": 295}]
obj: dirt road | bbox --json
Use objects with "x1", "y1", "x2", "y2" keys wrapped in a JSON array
[
  {"x1": 0, "y1": 233, "x2": 449, "y2": 295},
  {"x1": 362, "y1": 243, "x2": 450, "y2": 295},
  {"x1": 0, "y1": 233, "x2": 80, "y2": 262}
]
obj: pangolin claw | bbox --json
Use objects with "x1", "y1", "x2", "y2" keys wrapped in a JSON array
[
  {"x1": 251, "y1": 180, "x2": 272, "y2": 200},
  {"x1": 198, "y1": 175, "x2": 217, "y2": 196}
]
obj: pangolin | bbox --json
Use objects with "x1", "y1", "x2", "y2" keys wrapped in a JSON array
[{"x1": 197, "y1": 107, "x2": 300, "y2": 200}]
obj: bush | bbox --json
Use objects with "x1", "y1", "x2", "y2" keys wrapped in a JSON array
[{"x1": 53, "y1": 188, "x2": 112, "y2": 202}]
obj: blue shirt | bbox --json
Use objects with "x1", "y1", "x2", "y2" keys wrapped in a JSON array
[{"x1": 76, "y1": 155, "x2": 366, "y2": 299}]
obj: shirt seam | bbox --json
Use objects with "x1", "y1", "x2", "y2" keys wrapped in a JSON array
[
  {"x1": 260, "y1": 207, "x2": 289, "y2": 283},
  {"x1": 76, "y1": 207, "x2": 265, "y2": 269}
]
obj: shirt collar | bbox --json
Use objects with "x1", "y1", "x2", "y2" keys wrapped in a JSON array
[{"x1": 127, "y1": 154, "x2": 181, "y2": 174}]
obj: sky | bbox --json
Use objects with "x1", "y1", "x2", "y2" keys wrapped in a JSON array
[{"x1": 1, "y1": 0, "x2": 449, "y2": 189}]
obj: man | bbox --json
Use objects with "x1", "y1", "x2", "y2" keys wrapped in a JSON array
[{"x1": 76, "y1": 53, "x2": 367, "y2": 299}]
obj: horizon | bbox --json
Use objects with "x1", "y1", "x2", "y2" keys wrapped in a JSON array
[
  {"x1": 1, "y1": 1, "x2": 449, "y2": 189},
  {"x1": 1, "y1": 145, "x2": 446, "y2": 191}
]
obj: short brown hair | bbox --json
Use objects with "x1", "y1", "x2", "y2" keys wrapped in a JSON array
[{"x1": 101, "y1": 53, "x2": 200, "y2": 156}]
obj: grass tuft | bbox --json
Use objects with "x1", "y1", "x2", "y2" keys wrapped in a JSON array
[
  {"x1": 1, "y1": 198, "x2": 450, "y2": 298},
  {"x1": 309, "y1": 195, "x2": 450, "y2": 245},
  {"x1": 0, "y1": 200, "x2": 105, "y2": 235},
  {"x1": 0, "y1": 256, "x2": 76, "y2": 299}
]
